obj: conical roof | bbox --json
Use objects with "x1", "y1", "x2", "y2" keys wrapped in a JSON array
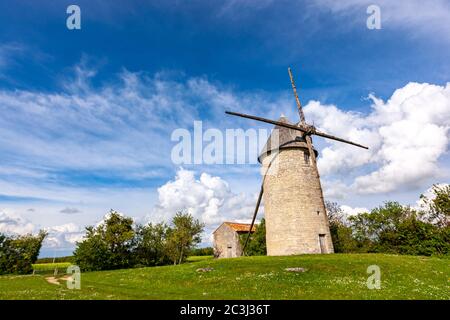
[{"x1": 258, "y1": 116, "x2": 318, "y2": 163}]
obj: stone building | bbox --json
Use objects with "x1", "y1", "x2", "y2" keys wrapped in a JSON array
[
  {"x1": 259, "y1": 116, "x2": 334, "y2": 256},
  {"x1": 213, "y1": 222, "x2": 256, "y2": 258}
]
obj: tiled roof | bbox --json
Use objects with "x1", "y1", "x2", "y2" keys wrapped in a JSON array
[{"x1": 224, "y1": 222, "x2": 256, "y2": 233}]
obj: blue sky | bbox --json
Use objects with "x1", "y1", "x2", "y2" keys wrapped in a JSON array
[{"x1": 0, "y1": 0, "x2": 449, "y2": 256}]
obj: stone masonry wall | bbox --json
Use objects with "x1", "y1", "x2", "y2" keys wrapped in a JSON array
[
  {"x1": 213, "y1": 224, "x2": 243, "y2": 258},
  {"x1": 262, "y1": 147, "x2": 334, "y2": 256}
]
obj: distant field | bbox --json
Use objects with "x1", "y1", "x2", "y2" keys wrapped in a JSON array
[
  {"x1": 186, "y1": 255, "x2": 214, "y2": 262},
  {"x1": 1, "y1": 254, "x2": 448, "y2": 300},
  {"x1": 32, "y1": 263, "x2": 72, "y2": 274},
  {"x1": 35, "y1": 256, "x2": 73, "y2": 264}
]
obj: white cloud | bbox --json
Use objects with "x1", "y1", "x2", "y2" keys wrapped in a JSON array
[
  {"x1": 322, "y1": 180, "x2": 350, "y2": 199},
  {"x1": 305, "y1": 82, "x2": 450, "y2": 194},
  {"x1": 0, "y1": 209, "x2": 35, "y2": 235},
  {"x1": 0, "y1": 62, "x2": 288, "y2": 245},
  {"x1": 149, "y1": 168, "x2": 257, "y2": 227},
  {"x1": 44, "y1": 223, "x2": 84, "y2": 249},
  {"x1": 0, "y1": 63, "x2": 289, "y2": 186},
  {"x1": 0, "y1": 208, "x2": 84, "y2": 250},
  {"x1": 147, "y1": 168, "x2": 259, "y2": 247},
  {"x1": 340, "y1": 205, "x2": 369, "y2": 217}
]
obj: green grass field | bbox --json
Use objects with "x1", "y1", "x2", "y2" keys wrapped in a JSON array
[{"x1": 1, "y1": 254, "x2": 448, "y2": 300}]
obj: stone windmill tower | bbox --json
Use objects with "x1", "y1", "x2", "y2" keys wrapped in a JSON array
[{"x1": 226, "y1": 68, "x2": 368, "y2": 256}]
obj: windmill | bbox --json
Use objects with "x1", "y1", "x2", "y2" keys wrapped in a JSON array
[{"x1": 226, "y1": 67, "x2": 368, "y2": 256}]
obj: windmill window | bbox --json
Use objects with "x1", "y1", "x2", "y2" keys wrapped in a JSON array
[
  {"x1": 317, "y1": 210, "x2": 320, "y2": 215},
  {"x1": 304, "y1": 152, "x2": 310, "y2": 164}
]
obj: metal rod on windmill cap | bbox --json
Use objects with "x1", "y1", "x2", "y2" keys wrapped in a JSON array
[
  {"x1": 288, "y1": 67, "x2": 306, "y2": 124},
  {"x1": 225, "y1": 111, "x2": 308, "y2": 134},
  {"x1": 225, "y1": 110, "x2": 369, "y2": 149},
  {"x1": 288, "y1": 67, "x2": 318, "y2": 167},
  {"x1": 311, "y1": 128, "x2": 369, "y2": 149}
]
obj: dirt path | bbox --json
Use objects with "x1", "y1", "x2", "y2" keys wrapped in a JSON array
[{"x1": 45, "y1": 275, "x2": 71, "y2": 285}]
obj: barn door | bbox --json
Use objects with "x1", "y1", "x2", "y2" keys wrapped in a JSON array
[{"x1": 319, "y1": 234, "x2": 326, "y2": 253}]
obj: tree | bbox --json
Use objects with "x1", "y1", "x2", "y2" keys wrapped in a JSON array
[
  {"x1": 103, "y1": 211, "x2": 135, "y2": 268},
  {"x1": 134, "y1": 222, "x2": 170, "y2": 266},
  {"x1": 420, "y1": 184, "x2": 450, "y2": 227},
  {"x1": 166, "y1": 212, "x2": 204, "y2": 265},
  {"x1": 73, "y1": 226, "x2": 110, "y2": 271},
  {"x1": 240, "y1": 218, "x2": 266, "y2": 256},
  {"x1": 348, "y1": 201, "x2": 407, "y2": 252},
  {"x1": 325, "y1": 201, "x2": 346, "y2": 226},
  {"x1": 0, "y1": 231, "x2": 47, "y2": 275},
  {"x1": 74, "y1": 210, "x2": 135, "y2": 271},
  {"x1": 325, "y1": 201, "x2": 358, "y2": 253}
]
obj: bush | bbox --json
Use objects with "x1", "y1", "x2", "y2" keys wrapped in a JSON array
[
  {"x1": 0, "y1": 231, "x2": 47, "y2": 275},
  {"x1": 394, "y1": 216, "x2": 450, "y2": 256},
  {"x1": 240, "y1": 219, "x2": 266, "y2": 256},
  {"x1": 347, "y1": 201, "x2": 450, "y2": 256},
  {"x1": 134, "y1": 222, "x2": 171, "y2": 267}
]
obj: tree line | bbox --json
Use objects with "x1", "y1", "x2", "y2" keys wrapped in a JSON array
[
  {"x1": 73, "y1": 211, "x2": 204, "y2": 271},
  {"x1": 243, "y1": 184, "x2": 449, "y2": 256},
  {"x1": 1, "y1": 185, "x2": 447, "y2": 274},
  {"x1": 0, "y1": 211, "x2": 204, "y2": 274}
]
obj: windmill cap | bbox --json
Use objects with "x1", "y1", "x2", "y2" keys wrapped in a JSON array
[{"x1": 258, "y1": 116, "x2": 318, "y2": 163}]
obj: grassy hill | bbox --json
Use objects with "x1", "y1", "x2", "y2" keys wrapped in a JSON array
[{"x1": 0, "y1": 254, "x2": 448, "y2": 300}]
